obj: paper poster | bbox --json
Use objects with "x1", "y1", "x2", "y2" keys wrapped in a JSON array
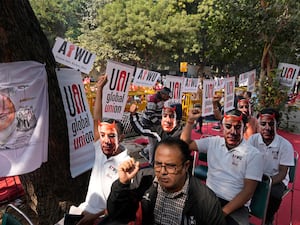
[
  {"x1": 247, "y1": 70, "x2": 256, "y2": 93},
  {"x1": 103, "y1": 60, "x2": 134, "y2": 120},
  {"x1": 224, "y1": 77, "x2": 235, "y2": 113},
  {"x1": 132, "y1": 68, "x2": 160, "y2": 87},
  {"x1": 182, "y1": 78, "x2": 200, "y2": 93},
  {"x1": 57, "y1": 68, "x2": 95, "y2": 178},
  {"x1": 52, "y1": 37, "x2": 96, "y2": 74},
  {"x1": 0, "y1": 61, "x2": 48, "y2": 176},
  {"x1": 202, "y1": 79, "x2": 214, "y2": 117},
  {"x1": 165, "y1": 75, "x2": 184, "y2": 105},
  {"x1": 277, "y1": 62, "x2": 300, "y2": 92}
]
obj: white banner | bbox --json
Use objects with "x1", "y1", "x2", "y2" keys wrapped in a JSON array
[
  {"x1": 247, "y1": 70, "x2": 256, "y2": 93},
  {"x1": 165, "y1": 75, "x2": 184, "y2": 105},
  {"x1": 132, "y1": 68, "x2": 160, "y2": 87},
  {"x1": 202, "y1": 79, "x2": 214, "y2": 117},
  {"x1": 182, "y1": 78, "x2": 200, "y2": 93},
  {"x1": 103, "y1": 60, "x2": 134, "y2": 120},
  {"x1": 238, "y1": 72, "x2": 249, "y2": 87},
  {"x1": 57, "y1": 69, "x2": 95, "y2": 178},
  {"x1": 0, "y1": 61, "x2": 48, "y2": 176},
  {"x1": 277, "y1": 62, "x2": 300, "y2": 92},
  {"x1": 224, "y1": 77, "x2": 235, "y2": 113},
  {"x1": 214, "y1": 77, "x2": 225, "y2": 91},
  {"x1": 52, "y1": 37, "x2": 96, "y2": 74}
]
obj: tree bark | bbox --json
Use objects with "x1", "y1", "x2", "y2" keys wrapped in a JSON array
[{"x1": 0, "y1": 1, "x2": 90, "y2": 224}]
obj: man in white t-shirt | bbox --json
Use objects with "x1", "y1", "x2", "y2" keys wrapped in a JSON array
[
  {"x1": 76, "y1": 76, "x2": 130, "y2": 225},
  {"x1": 181, "y1": 108, "x2": 264, "y2": 225},
  {"x1": 248, "y1": 108, "x2": 294, "y2": 225}
]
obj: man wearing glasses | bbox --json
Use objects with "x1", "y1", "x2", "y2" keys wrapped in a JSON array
[
  {"x1": 248, "y1": 108, "x2": 294, "y2": 225},
  {"x1": 105, "y1": 137, "x2": 226, "y2": 225},
  {"x1": 181, "y1": 108, "x2": 264, "y2": 225}
]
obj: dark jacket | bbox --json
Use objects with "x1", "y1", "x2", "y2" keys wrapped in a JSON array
[
  {"x1": 106, "y1": 167, "x2": 226, "y2": 225},
  {"x1": 130, "y1": 113, "x2": 183, "y2": 142}
]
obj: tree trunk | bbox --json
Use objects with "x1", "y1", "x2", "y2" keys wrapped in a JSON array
[{"x1": 0, "y1": 1, "x2": 90, "y2": 224}]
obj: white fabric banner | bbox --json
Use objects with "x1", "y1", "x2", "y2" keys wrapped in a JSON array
[
  {"x1": 57, "y1": 69, "x2": 95, "y2": 178},
  {"x1": 182, "y1": 78, "x2": 200, "y2": 93},
  {"x1": 202, "y1": 79, "x2": 215, "y2": 117},
  {"x1": 0, "y1": 61, "x2": 48, "y2": 176},
  {"x1": 224, "y1": 77, "x2": 235, "y2": 113},
  {"x1": 132, "y1": 68, "x2": 160, "y2": 87},
  {"x1": 52, "y1": 37, "x2": 96, "y2": 74},
  {"x1": 165, "y1": 75, "x2": 184, "y2": 105},
  {"x1": 103, "y1": 60, "x2": 135, "y2": 120},
  {"x1": 277, "y1": 62, "x2": 300, "y2": 92}
]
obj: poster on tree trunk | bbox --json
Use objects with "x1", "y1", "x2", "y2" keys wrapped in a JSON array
[
  {"x1": 0, "y1": 61, "x2": 48, "y2": 176},
  {"x1": 57, "y1": 68, "x2": 95, "y2": 178}
]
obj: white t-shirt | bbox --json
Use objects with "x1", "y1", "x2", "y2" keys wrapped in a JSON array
[
  {"x1": 78, "y1": 140, "x2": 130, "y2": 214},
  {"x1": 247, "y1": 133, "x2": 294, "y2": 186},
  {"x1": 195, "y1": 136, "x2": 263, "y2": 205}
]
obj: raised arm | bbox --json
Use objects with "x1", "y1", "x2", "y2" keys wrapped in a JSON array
[
  {"x1": 180, "y1": 107, "x2": 201, "y2": 150},
  {"x1": 93, "y1": 75, "x2": 107, "y2": 141}
]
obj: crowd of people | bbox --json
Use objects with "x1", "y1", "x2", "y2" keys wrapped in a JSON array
[{"x1": 63, "y1": 76, "x2": 295, "y2": 225}]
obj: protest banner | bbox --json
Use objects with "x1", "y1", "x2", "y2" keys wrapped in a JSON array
[
  {"x1": 57, "y1": 68, "x2": 95, "y2": 178},
  {"x1": 224, "y1": 77, "x2": 235, "y2": 113},
  {"x1": 277, "y1": 62, "x2": 300, "y2": 92},
  {"x1": 0, "y1": 61, "x2": 48, "y2": 176},
  {"x1": 202, "y1": 79, "x2": 214, "y2": 117},
  {"x1": 102, "y1": 60, "x2": 134, "y2": 120},
  {"x1": 132, "y1": 68, "x2": 160, "y2": 87},
  {"x1": 52, "y1": 37, "x2": 96, "y2": 74},
  {"x1": 214, "y1": 77, "x2": 225, "y2": 91},
  {"x1": 247, "y1": 69, "x2": 256, "y2": 93},
  {"x1": 165, "y1": 75, "x2": 184, "y2": 105},
  {"x1": 182, "y1": 78, "x2": 200, "y2": 93}
]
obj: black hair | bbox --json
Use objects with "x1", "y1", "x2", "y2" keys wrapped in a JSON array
[
  {"x1": 154, "y1": 137, "x2": 192, "y2": 163},
  {"x1": 102, "y1": 118, "x2": 124, "y2": 134},
  {"x1": 222, "y1": 109, "x2": 248, "y2": 125},
  {"x1": 170, "y1": 103, "x2": 183, "y2": 121},
  {"x1": 257, "y1": 108, "x2": 280, "y2": 122}
]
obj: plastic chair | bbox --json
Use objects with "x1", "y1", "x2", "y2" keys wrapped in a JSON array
[
  {"x1": 276, "y1": 150, "x2": 299, "y2": 225},
  {"x1": 2, "y1": 204, "x2": 34, "y2": 225},
  {"x1": 192, "y1": 151, "x2": 208, "y2": 181},
  {"x1": 249, "y1": 174, "x2": 272, "y2": 225}
]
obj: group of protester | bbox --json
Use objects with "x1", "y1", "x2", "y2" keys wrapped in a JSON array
[{"x1": 68, "y1": 76, "x2": 295, "y2": 225}]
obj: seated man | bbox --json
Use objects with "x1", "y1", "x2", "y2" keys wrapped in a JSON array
[
  {"x1": 181, "y1": 108, "x2": 264, "y2": 225},
  {"x1": 75, "y1": 76, "x2": 130, "y2": 225},
  {"x1": 130, "y1": 103, "x2": 183, "y2": 164},
  {"x1": 248, "y1": 108, "x2": 294, "y2": 225},
  {"x1": 105, "y1": 137, "x2": 226, "y2": 225}
]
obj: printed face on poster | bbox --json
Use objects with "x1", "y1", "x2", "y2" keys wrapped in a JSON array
[
  {"x1": 132, "y1": 68, "x2": 160, "y2": 87},
  {"x1": 202, "y1": 79, "x2": 214, "y2": 117},
  {"x1": 103, "y1": 60, "x2": 134, "y2": 120}
]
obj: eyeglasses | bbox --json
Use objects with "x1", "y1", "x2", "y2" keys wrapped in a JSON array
[{"x1": 154, "y1": 162, "x2": 184, "y2": 174}]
